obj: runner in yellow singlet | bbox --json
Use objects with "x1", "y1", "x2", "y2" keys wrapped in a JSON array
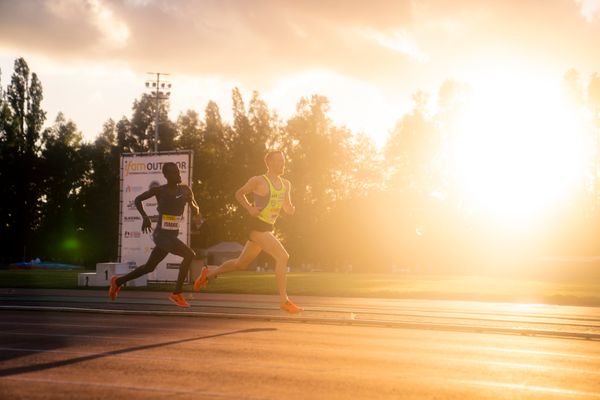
[{"x1": 193, "y1": 150, "x2": 303, "y2": 314}]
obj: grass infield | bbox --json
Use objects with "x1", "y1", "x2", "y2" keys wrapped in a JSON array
[{"x1": 1, "y1": 269, "x2": 599, "y2": 307}]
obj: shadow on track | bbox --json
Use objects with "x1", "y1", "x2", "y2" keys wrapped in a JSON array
[{"x1": 0, "y1": 327, "x2": 276, "y2": 377}]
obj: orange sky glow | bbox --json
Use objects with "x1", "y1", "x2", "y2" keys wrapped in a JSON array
[
  {"x1": 1, "y1": 1, "x2": 599, "y2": 224},
  {"x1": 1, "y1": 0, "x2": 599, "y2": 145}
]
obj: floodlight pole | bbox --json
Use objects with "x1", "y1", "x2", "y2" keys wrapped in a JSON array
[{"x1": 146, "y1": 72, "x2": 171, "y2": 153}]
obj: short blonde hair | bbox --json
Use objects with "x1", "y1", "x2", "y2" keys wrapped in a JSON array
[{"x1": 264, "y1": 150, "x2": 283, "y2": 166}]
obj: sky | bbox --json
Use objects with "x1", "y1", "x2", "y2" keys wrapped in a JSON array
[{"x1": 1, "y1": 0, "x2": 600, "y2": 147}]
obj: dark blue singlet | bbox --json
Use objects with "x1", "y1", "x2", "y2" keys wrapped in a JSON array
[{"x1": 153, "y1": 184, "x2": 189, "y2": 251}]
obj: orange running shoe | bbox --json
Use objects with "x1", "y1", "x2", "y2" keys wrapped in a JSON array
[
  {"x1": 169, "y1": 292, "x2": 191, "y2": 308},
  {"x1": 108, "y1": 276, "x2": 121, "y2": 301},
  {"x1": 280, "y1": 300, "x2": 303, "y2": 314},
  {"x1": 193, "y1": 266, "x2": 209, "y2": 291}
]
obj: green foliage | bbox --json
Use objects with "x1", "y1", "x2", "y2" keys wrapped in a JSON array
[
  {"x1": 37, "y1": 113, "x2": 86, "y2": 263},
  {"x1": 0, "y1": 58, "x2": 47, "y2": 263},
  {"x1": 1, "y1": 57, "x2": 599, "y2": 274}
]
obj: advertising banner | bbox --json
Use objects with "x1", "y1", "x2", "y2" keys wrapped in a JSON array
[{"x1": 119, "y1": 152, "x2": 192, "y2": 281}]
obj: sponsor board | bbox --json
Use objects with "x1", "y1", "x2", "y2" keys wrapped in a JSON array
[
  {"x1": 124, "y1": 231, "x2": 141, "y2": 239},
  {"x1": 124, "y1": 185, "x2": 144, "y2": 193},
  {"x1": 122, "y1": 246, "x2": 141, "y2": 252},
  {"x1": 123, "y1": 160, "x2": 189, "y2": 177},
  {"x1": 119, "y1": 152, "x2": 192, "y2": 281}
]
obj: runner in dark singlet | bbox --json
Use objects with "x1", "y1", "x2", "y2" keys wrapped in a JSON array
[{"x1": 109, "y1": 162, "x2": 202, "y2": 308}]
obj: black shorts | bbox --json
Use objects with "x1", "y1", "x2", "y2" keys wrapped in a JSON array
[
  {"x1": 152, "y1": 229, "x2": 190, "y2": 254},
  {"x1": 247, "y1": 217, "x2": 274, "y2": 237}
]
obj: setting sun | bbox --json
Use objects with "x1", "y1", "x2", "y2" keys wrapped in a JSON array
[{"x1": 451, "y1": 68, "x2": 591, "y2": 225}]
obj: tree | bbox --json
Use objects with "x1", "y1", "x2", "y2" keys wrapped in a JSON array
[
  {"x1": 77, "y1": 119, "x2": 121, "y2": 264},
  {"x1": 37, "y1": 113, "x2": 87, "y2": 262},
  {"x1": 176, "y1": 109, "x2": 204, "y2": 152},
  {"x1": 249, "y1": 90, "x2": 280, "y2": 150},
  {"x1": 589, "y1": 72, "x2": 600, "y2": 115},
  {"x1": 384, "y1": 89, "x2": 458, "y2": 272},
  {"x1": 176, "y1": 107, "x2": 226, "y2": 247},
  {"x1": 116, "y1": 116, "x2": 135, "y2": 153},
  {"x1": 228, "y1": 88, "x2": 268, "y2": 175},
  {"x1": 282, "y1": 95, "x2": 367, "y2": 265},
  {"x1": 0, "y1": 58, "x2": 46, "y2": 261},
  {"x1": 587, "y1": 72, "x2": 600, "y2": 213},
  {"x1": 385, "y1": 90, "x2": 437, "y2": 194},
  {"x1": 562, "y1": 68, "x2": 585, "y2": 107},
  {"x1": 131, "y1": 93, "x2": 156, "y2": 151},
  {"x1": 123, "y1": 93, "x2": 175, "y2": 152}
]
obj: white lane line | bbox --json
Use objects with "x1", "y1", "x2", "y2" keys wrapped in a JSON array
[
  {"x1": 0, "y1": 376, "x2": 266, "y2": 399},
  {"x1": 3, "y1": 305, "x2": 599, "y2": 341},
  {"x1": 484, "y1": 346, "x2": 600, "y2": 360},
  {"x1": 0, "y1": 331, "x2": 149, "y2": 341},
  {"x1": 0, "y1": 329, "x2": 238, "y2": 342},
  {"x1": 0, "y1": 320, "x2": 209, "y2": 334},
  {"x1": 0, "y1": 347, "x2": 199, "y2": 363},
  {"x1": 0, "y1": 321, "x2": 139, "y2": 330},
  {"x1": 469, "y1": 359, "x2": 600, "y2": 376},
  {"x1": 457, "y1": 379, "x2": 600, "y2": 398}
]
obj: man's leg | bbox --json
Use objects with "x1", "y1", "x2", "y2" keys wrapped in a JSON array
[
  {"x1": 116, "y1": 247, "x2": 168, "y2": 286},
  {"x1": 169, "y1": 239, "x2": 196, "y2": 293},
  {"x1": 249, "y1": 231, "x2": 290, "y2": 303},
  {"x1": 109, "y1": 247, "x2": 168, "y2": 300},
  {"x1": 205, "y1": 240, "x2": 262, "y2": 280}
]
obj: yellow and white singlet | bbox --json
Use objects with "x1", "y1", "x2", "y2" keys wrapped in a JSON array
[{"x1": 255, "y1": 175, "x2": 286, "y2": 225}]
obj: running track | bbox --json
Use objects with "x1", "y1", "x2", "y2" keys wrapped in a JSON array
[{"x1": 1, "y1": 289, "x2": 599, "y2": 399}]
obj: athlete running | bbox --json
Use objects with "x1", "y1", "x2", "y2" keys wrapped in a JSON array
[
  {"x1": 109, "y1": 162, "x2": 201, "y2": 308},
  {"x1": 193, "y1": 150, "x2": 303, "y2": 314}
]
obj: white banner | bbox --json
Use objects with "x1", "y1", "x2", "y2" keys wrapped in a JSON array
[{"x1": 119, "y1": 152, "x2": 192, "y2": 281}]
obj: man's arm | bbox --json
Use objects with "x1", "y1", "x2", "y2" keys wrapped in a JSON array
[
  {"x1": 235, "y1": 176, "x2": 261, "y2": 217},
  {"x1": 135, "y1": 188, "x2": 157, "y2": 233},
  {"x1": 186, "y1": 186, "x2": 200, "y2": 216},
  {"x1": 282, "y1": 179, "x2": 296, "y2": 215}
]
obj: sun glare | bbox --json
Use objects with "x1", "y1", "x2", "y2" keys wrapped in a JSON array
[
  {"x1": 265, "y1": 70, "x2": 400, "y2": 147},
  {"x1": 451, "y1": 68, "x2": 589, "y2": 226}
]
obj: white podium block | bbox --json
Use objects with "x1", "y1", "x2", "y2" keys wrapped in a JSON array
[
  {"x1": 78, "y1": 272, "x2": 100, "y2": 287},
  {"x1": 77, "y1": 262, "x2": 148, "y2": 288},
  {"x1": 95, "y1": 262, "x2": 130, "y2": 285}
]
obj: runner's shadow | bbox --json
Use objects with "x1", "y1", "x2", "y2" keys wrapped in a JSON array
[
  {"x1": 0, "y1": 334, "x2": 69, "y2": 363},
  {"x1": 0, "y1": 328, "x2": 276, "y2": 377}
]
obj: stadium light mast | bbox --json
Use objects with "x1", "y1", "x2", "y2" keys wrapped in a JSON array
[{"x1": 145, "y1": 72, "x2": 171, "y2": 152}]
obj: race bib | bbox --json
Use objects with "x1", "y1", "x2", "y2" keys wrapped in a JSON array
[{"x1": 161, "y1": 214, "x2": 182, "y2": 230}]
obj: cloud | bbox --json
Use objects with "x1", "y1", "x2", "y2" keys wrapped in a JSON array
[
  {"x1": 3, "y1": 0, "x2": 598, "y2": 89},
  {"x1": 576, "y1": 0, "x2": 600, "y2": 22},
  {"x1": 0, "y1": 0, "x2": 417, "y2": 81},
  {"x1": 0, "y1": 0, "x2": 129, "y2": 56},
  {"x1": 359, "y1": 28, "x2": 428, "y2": 62},
  {"x1": 87, "y1": 0, "x2": 130, "y2": 47},
  {"x1": 2, "y1": 0, "x2": 600, "y2": 144}
]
